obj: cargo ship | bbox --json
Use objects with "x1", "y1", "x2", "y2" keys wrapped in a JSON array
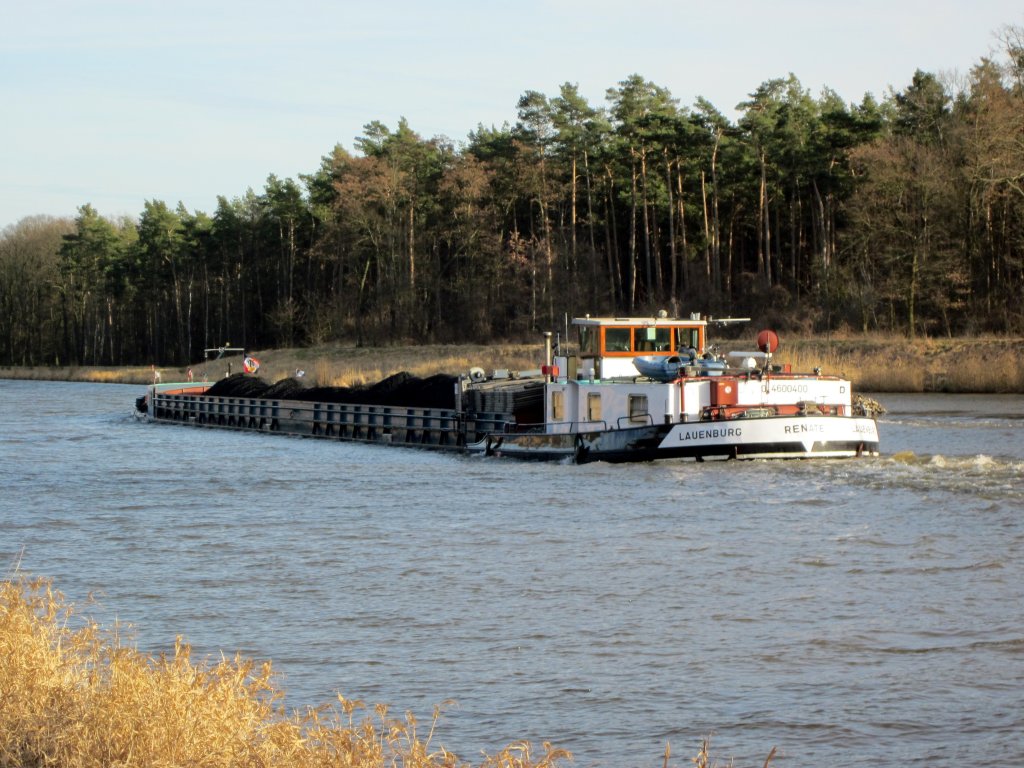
[{"x1": 135, "y1": 312, "x2": 881, "y2": 462}]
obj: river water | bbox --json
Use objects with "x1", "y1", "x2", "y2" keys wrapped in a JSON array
[{"x1": 2, "y1": 380, "x2": 1022, "y2": 766}]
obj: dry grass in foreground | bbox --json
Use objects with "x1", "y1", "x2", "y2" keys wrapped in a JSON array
[{"x1": 0, "y1": 576, "x2": 765, "y2": 768}]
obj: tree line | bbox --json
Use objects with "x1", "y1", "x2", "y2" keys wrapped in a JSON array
[{"x1": 2, "y1": 27, "x2": 1023, "y2": 367}]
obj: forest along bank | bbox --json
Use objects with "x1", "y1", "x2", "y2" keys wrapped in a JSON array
[{"x1": 4, "y1": 55, "x2": 1024, "y2": 369}]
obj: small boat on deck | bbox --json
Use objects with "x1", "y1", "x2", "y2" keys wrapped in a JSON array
[
  {"x1": 135, "y1": 312, "x2": 880, "y2": 463},
  {"x1": 631, "y1": 355, "x2": 685, "y2": 381},
  {"x1": 631, "y1": 354, "x2": 728, "y2": 381}
]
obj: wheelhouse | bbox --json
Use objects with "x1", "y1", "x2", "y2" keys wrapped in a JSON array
[{"x1": 574, "y1": 315, "x2": 707, "y2": 380}]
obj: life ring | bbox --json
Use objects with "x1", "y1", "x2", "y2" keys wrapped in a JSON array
[{"x1": 243, "y1": 356, "x2": 260, "y2": 374}]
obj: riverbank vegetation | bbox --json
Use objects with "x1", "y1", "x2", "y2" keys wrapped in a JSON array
[
  {"x1": 1, "y1": 575, "x2": 761, "y2": 768},
  {"x1": 2, "y1": 334, "x2": 1022, "y2": 393},
  {"x1": 1, "y1": 25, "x2": 1023, "y2": 371},
  {"x1": 785, "y1": 335, "x2": 1024, "y2": 392}
]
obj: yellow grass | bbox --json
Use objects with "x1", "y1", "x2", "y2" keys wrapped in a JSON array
[
  {"x1": 0, "y1": 365, "x2": 160, "y2": 385},
  {"x1": 780, "y1": 345, "x2": 927, "y2": 392},
  {"x1": 4, "y1": 336, "x2": 1022, "y2": 392},
  {"x1": 0, "y1": 345, "x2": 544, "y2": 388},
  {"x1": 778, "y1": 336, "x2": 1024, "y2": 393},
  {"x1": 0, "y1": 575, "x2": 764, "y2": 768},
  {"x1": 0, "y1": 576, "x2": 568, "y2": 768}
]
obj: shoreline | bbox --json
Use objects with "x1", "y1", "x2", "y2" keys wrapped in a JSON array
[{"x1": 2, "y1": 336, "x2": 1023, "y2": 394}]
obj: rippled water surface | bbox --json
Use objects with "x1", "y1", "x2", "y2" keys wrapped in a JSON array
[{"x1": 2, "y1": 381, "x2": 1022, "y2": 766}]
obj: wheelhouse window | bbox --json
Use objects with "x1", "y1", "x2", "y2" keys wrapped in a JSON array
[
  {"x1": 602, "y1": 325, "x2": 677, "y2": 355},
  {"x1": 635, "y1": 326, "x2": 671, "y2": 352},
  {"x1": 675, "y1": 327, "x2": 702, "y2": 354},
  {"x1": 604, "y1": 327, "x2": 632, "y2": 353}
]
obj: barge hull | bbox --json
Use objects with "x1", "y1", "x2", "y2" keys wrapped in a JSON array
[
  {"x1": 142, "y1": 383, "x2": 880, "y2": 463},
  {"x1": 465, "y1": 417, "x2": 880, "y2": 463},
  {"x1": 147, "y1": 387, "x2": 506, "y2": 452}
]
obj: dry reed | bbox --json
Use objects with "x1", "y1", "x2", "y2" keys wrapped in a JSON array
[
  {"x1": 2, "y1": 575, "x2": 764, "y2": 768},
  {"x1": 0, "y1": 575, "x2": 573, "y2": 768},
  {"x1": 7, "y1": 336, "x2": 1020, "y2": 393},
  {"x1": 779, "y1": 336, "x2": 1024, "y2": 392}
]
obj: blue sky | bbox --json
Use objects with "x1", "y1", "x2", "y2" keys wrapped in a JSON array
[{"x1": 2, "y1": 0, "x2": 1021, "y2": 229}]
